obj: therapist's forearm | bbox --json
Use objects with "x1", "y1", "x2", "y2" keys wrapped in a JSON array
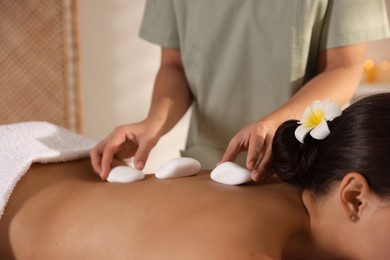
[
  {"x1": 146, "y1": 61, "x2": 193, "y2": 137},
  {"x1": 262, "y1": 43, "x2": 367, "y2": 125},
  {"x1": 263, "y1": 65, "x2": 363, "y2": 124}
]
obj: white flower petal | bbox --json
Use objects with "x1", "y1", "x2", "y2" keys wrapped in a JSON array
[
  {"x1": 310, "y1": 100, "x2": 328, "y2": 113},
  {"x1": 296, "y1": 99, "x2": 342, "y2": 143},
  {"x1": 323, "y1": 102, "x2": 342, "y2": 120},
  {"x1": 299, "y1": 107, "x2": 314, "y2": 124},
  {"x1": 295, "y1": 124, "x2": 313, "y2": 143},
  {"x1": 310, "y1": 100, "x2": 329, "y2": 123},
  {"x1": 310, "y1": 118, "x2": 330, "y2": 140}
]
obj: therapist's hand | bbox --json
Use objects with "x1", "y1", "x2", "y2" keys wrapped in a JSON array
[
  {"x1": 90, "y1": 120, "x2": 160, "y2": 180},
  {"x1": 219, "y1": 120, "x2": 278, "y2": 182}
]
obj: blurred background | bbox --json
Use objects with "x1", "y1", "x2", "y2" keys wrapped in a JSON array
[
  {"x1": 79, "y1": 0, "x2": 189, "y2": 172},
  {"x1": 79, "y1": 0, "x2": 390, "y2": 172}
]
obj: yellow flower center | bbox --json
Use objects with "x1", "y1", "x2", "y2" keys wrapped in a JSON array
[{"x1": 307, "y1": 108, "x2": 324, "y2": 126}]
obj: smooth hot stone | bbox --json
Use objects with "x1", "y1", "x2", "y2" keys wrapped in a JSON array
[
  {"x1": 210, "y1": 162, "x2": 252, "y2": 185},
  {"x1": 107, "y1": 166, "x2": 145, "y2": 183},
  {"x1": 155, "y1": 157, "x2": 201, "y2": 179}
]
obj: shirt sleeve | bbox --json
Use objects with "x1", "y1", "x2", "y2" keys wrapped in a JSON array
[
  {"x1": 138, "y1": 0, "x2": 180, "y2": 49},
  {"x1": 320, "y1": 0, "x2": 390, "y2": 49}
]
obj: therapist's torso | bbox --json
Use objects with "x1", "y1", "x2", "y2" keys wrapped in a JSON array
[{"x1": 139, "y1": 0, "x2": 390, "y2": 168}]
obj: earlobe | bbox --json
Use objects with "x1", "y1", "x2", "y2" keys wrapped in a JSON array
[{"x1": 338, "y1": 172, "x2": 371, "y2": 223}]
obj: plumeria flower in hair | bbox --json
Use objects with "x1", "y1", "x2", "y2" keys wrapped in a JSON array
[{"x1": 295, "y1": 100, "x2": 342, "y2": 143}]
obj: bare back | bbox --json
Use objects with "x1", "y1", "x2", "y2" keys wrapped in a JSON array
[{"x1": 0, "y1": 159, "x2": 308, "y2": 259}]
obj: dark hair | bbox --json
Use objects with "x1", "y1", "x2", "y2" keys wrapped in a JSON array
[{"x1": 272, "y1": 93, "x2": 390, "y2": 197}]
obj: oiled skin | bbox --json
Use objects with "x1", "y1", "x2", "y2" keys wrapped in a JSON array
[{"x1": 0, "y1": 159, "x2": 310, "y2": 259}]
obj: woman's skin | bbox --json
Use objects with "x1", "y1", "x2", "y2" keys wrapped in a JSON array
[
  {"x1": 0, "y1": 159, "x2": 316, "y2": 259},
  {"x1": 2, "y1": 158, "x2": 387, "y2": 259},
  {"x1": 302, "y1": 173, "x2": 390, "y2": 259}
]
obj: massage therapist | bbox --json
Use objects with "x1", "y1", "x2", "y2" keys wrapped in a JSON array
[{"x1": 91, "y1": 0, "x2": 390, "y2": 181}]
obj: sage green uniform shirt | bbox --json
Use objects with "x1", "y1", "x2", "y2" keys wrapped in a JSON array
[{"x1": 139, "y1": 0, "x2": 390, "y2": 168}]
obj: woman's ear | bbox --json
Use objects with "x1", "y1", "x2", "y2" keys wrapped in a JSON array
[{"x1": 338, "y1": 172, "x2": 371, "y2": 223}]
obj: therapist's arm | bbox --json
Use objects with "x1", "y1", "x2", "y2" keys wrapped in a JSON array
[
  {"x1": 220, "y1": 43, "x2": 367, "y2": 181},
  {"x1": 146, "y1": 47, "x2": 193, "y2": 136},
  {"x1": 90, "y1": 47, "x2": 192, "y2": 179}
]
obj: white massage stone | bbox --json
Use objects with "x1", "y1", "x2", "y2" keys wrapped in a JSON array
[
  {"x1": 107, "y1": 166, "x2": 145, "y2": 183},
  {"x1": 210, "y1": 162, "x2": 251, "y2": 185},
  {"x1": 155, "y1": 157, "x2": 201, "y2": 179}
]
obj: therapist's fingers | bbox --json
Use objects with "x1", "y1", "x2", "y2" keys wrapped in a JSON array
[
  {"x1": 100, "y1": 146, "x2": 116, "y2": 180},
  {"x1": 133, "y1": 137, "x2": 156, "y2": 171},
  {"x1": 219, "y1": 136, "x2": 246, "y2": 165},
  {"x1": 251, "y1": 135, "x2": 273, "y2": 182},
  {"x1": 246, "y1": 134, "x2": 265, "y2": 171},
  {"x1": 90, "y1": 139, "x2": 113, "y2": 178},
  {"x1": 90, "y1": 146, "x2": 103, "y2": 175},
  {"x1": 98, "y1": 132, "x2": 131, "y2": 180}
]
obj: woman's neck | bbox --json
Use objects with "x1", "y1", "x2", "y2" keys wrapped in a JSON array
[{"x1": 300, "y1": 189, "x2": 351, "y2": 259}]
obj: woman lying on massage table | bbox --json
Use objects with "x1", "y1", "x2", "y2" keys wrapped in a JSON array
[{"x1": 1, "y1": 93, "x2": 390, "y2": 259}]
